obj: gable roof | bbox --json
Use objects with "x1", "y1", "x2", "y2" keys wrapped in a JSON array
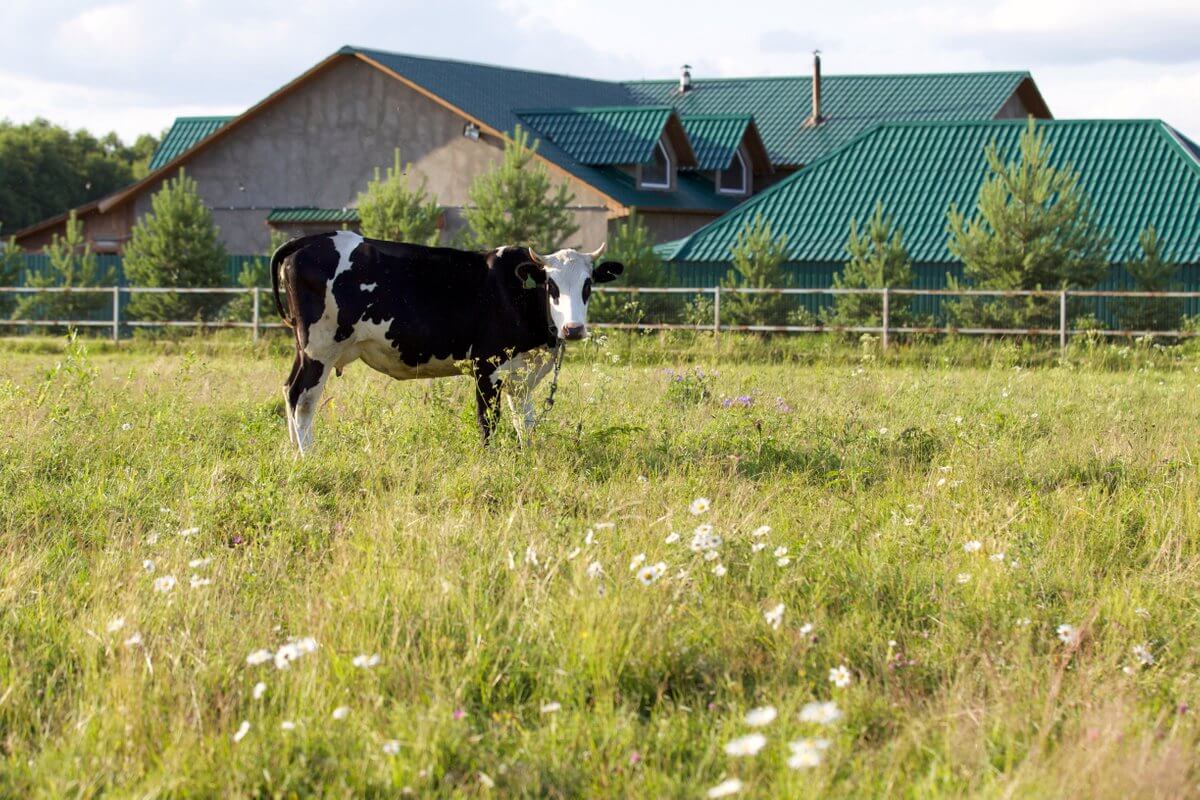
[
  {"x1": 149, "y1": 116, "x2": 233, "y2": 170},
  {"x1": 624, "y1": 72, "x2": 1046, "y2": 166},
  {"x1": 661, "y1": 119, "x2": 1200, "y2": 265},
  {"x1": 680, "y1": 114, "x2": 770, "y2": 173},
  {"x1": 515, "y1": 106, "x2": 695, "y2": 167}
]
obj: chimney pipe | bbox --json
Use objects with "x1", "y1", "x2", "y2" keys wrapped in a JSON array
[
  {"x1": 810, "y1": 50, "x2": 823, "y2": 126},
  {"x1": 679, "y1": 64, "x2": 693, "y2": 93}
]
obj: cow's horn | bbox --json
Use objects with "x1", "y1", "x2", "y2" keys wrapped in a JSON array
[
  {"x1": 587, "y1": 242, "x2": 607, "y2": 260},
  {"x1": 527, "y1": 247, "x2": 546, "y2": 265}
]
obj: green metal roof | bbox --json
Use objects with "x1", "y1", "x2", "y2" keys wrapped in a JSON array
[
  {"x1": 267, "y1": 207, "x2": 360, "y2": 223},
  {"x1": 681, "y1": 114, "x2": 752, "y2": 171},
  {"x1": 623, "y1": 72, "x2": 1038, "y2": 166},
  {"x1": 149, "y1": 116, "x2": 233, "y2": 170},
  {"x1": 661, "y1": 119, "x2": 1200, "y2": 266},
  {"x1": 517, "y1": 107, "x2": 674, "y2": 165}
]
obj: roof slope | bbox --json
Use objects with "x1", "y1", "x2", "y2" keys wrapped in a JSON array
[
  {"x1": 149, "y1": 116, "x2": 234, "y2": 170},
  {"x1": 624, "y1": 72, "x2": 1037, "y2": 166},
  {"x1": 662, "y1": 119, "x2": 1200, "y2": 265},
  {"x1": 516, "y1": 107, "x2": 675, "y2": 165},
  {"x1": 681, "y1": 114, "x2": 753, "y2": 171}
]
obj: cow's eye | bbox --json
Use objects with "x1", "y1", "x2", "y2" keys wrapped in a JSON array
[
  {"x1": 582, "y1": 278, "x2": 592, "y2": 304},
  {"x1": 547, "y1": 280, "x2": 560, "y2": 302}
]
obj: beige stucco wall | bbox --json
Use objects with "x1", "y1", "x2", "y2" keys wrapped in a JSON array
[{"x1": 129, "y1": 57, "x2": 612, "y2": 254}]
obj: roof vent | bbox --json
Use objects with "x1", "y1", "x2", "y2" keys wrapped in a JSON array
[
  {"x1": 809, "y1": 50, "x2": 823, "y2": 127},
  {"x1": 679, "y1": 64, "x2": 693, "y2": 93}
]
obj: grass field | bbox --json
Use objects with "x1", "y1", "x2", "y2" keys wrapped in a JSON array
[{"x1": 1, "y1": 332, "x2": 1198, "y2": 798}]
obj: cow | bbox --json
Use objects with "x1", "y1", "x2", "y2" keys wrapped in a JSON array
[{"x1": 270, "y1": 231, "x2": 624, "y2": 452}]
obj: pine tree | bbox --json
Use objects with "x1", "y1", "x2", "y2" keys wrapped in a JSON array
[
  {"x1": 588, "y1": 211, "x2": 669, "y2": 324},
  {"x1": 123, "y1": 169, "x2": 227, "y2": 322},
  {"x1": 356, "y1": 149, "x2": 442, "y2": 245},
  {"x1": 827, "y1": 201, "x2": 914, "y2": 327},
  {"x1": 0, "y1": 227, "x2": 21, "y2": 317},
  {"x1": 1119, "y1": 225, "x2": 1180, "y2": 332},
  {"x1": 223, "y1": 230, "x2": 290, "y2": 322},
  {"x1": 719, "y1": 214, "x2": 791, "y2": 327},
  {"x1": 946, "y1": 118, "x2": 1111, "y2": 328},
  {"x1": 15, "y1": 211, "x2": 114, "y2": 323},
  {"x1": 463, "y1": 126, "x2": 579, "y2": 250}
]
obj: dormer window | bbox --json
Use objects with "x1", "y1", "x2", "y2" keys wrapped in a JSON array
[
  {"x1": 717, "y1": 148, "x2": 750, "y2": 195},
  {"x1": 638, "y1": 139, "x2": 673, "y2": 190}
]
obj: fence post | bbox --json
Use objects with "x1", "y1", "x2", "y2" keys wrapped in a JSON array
[
  {"x1": 881, "y1": 287, "x2": 890, "y2": 350},
  {"x1": 112, "y1": 286, "x2": 120, "y2": 343},
  {"x1": 252, "y1": 286, "x2": 260, "y2": 343},
  {"x1": 1059, "y1": 290, "x2": 1068, "y2": 352},
  {"x1": 712, "y1": 287, "x2": 721, "y2": 340}
]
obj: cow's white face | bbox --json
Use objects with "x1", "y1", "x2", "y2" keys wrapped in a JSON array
[{"x1": 520, "y1": 245, "x2": 624, "y2": 341}]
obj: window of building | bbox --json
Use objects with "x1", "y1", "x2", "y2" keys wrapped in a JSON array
[
  {"x1": 639, "y1": 139, "x2": 672, "y2": 190},
  {"x1": 717, "y1": 149, "x2": 749, "y2": 195}
]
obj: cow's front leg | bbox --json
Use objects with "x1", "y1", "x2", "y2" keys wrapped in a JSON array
[
  {"x1": 474, "y1": 368, "x2": 502, "y2": 444},
  {"x1": 505, "y1": 351, "x2": 555, "y2": 446}
]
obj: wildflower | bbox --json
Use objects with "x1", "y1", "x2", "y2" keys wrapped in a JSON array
[
  {"x1": 724, "y1": 733, "x2": 767, "y2": 757},
  {"x1": 828, "y1": 665, "x2": 851, "y2": 688},
  {"x1": 189, "y1": 574, "x2": 211, "y2": 589},
  {"x1": 690, "y1": 497, "x2": 711, "y2": 515},
  {"x1": 540, "y1": 701, "x2": 562, "y2": 714},
  {"x1": 123, "y1": 633, "x2": 143, "y2": 647},
  {"x1": 274, "y1": 637, "x2": 318, "y2": 670},
  {"x1": 744, "y1": 706, "x2": 778, "y2": 727},
  {"x1": 1122, "y1": 665, "x2": 1137, "y2": 675},
  {"x1": 637, "y1": 563, "x2": 666, "y2": 586},
  {"x1": 1056, "y1": 624, "x2": 1079, "y2": 645},
  {"x1": 153, "y1": 575, "x2": 177, "y2": 593},
  {"x1": 452, "y1": 708, "x2": 466, "y2": 720},
  {"x1": 989, "y1": 552, "x2": 1006, "y2": 562},
  {"x1": 332, "y1": 706, "x2": 350, "y2": 720},
  {"x1": 703, "y1": 549, "x2": 720, "y2": 562},
  {"x1": 525, "y1": 546, "x2": 538, "y2": 566},
  {"x1": 121, "y1": 422, "x2": 133, "y2": 431},
  {"x1": 787, "y1": 738, "x2": 830, "y2": 769},
  {"x1": 586, "y1": 561, "x2": 603, "y2": 579},
  {"x1": 799, "y1": 622, "x2": 814, "y2": 636},
  {"x1": 252, "y1": 681, "x2": 267, "y2": 700},
  {"x1": 142, "y1": 559, "x2": 155, "y2": 573},
  {"x1": 567, "y1": 547, "x2": 581, "y2": 560},
  {"x1": 664, "y1": 532, "x2": 680, "y2": 544},
  {"x1": 382, "y1": 739, "x2": 401, "y2": 755},
  {"x1": 752, "y1": 525, "x2": 771, "y2": 538},
  {"x1": 752, "y1": 542, "x2": 767, "y2": 553},
  {"x1": 936, "y1": 477, "x2": 947, "y2": 487},
  {"x1": 233, "y1": 721, "x2": 250, "y2": 743},
  {"x1": 1008, "y1": 559, "x2": 1020, "y2": 568},
  {"x1": 773, "y1": 546, "x2": 788, "y2": 558},
  {"x1": 1132, "y1": 643, "x2": 1155, "y2": 666},
  {"x1": 106, "y1": 617, "x2": 125, "y2": 633},
  {"x1": 712, "y1": 564, "x2": 727, "y2": 577},
  {"x1": 479, "y1": 772, "x2": 495, "y2": 788},
  {"x1": 1016, "y1": 617, "x2": 1032, "y2": 627},
  {"x1": 963, "y1": 540, "x2": 983, "y2": 554},
  {"x1": 246, "y1": 649, "x2": 273, "y2": 666},
  {"x1": 1134, "y1": 607, "x2": 1150, "y2": 619},
  {"x1": 178, "y1": 527, "x2": 199, "y2": 537},
  {"x1": 629, "y1": 553, "x2": 646, "y2": 571},
  {"x1": 352, "y1": 653, "x2": 381, "y2": 669},
  {"x1": 706, "y1": 778, "x2": 744, "y2": 798},
  {"x1": 878, "y1": 427, "x2": 889, "y2": 435},
  {"x1": 799, "y1": 701, "x2": 843, "y2": 725},
  {"x1": 764, "y1": 603, "x2": 785, "y2": 630},
  {"x1": 584, "y1": 529, "x2": 596, "y2": 546},
  {"x1": 955, "y1": 573, "x2": 971, "y2": 584},
  {"x1": 280, "y1": 720, "x2": 296, "y2": 731},
  {"x1": 188, "y1": 557, "x2": 211, "y2": 569}
]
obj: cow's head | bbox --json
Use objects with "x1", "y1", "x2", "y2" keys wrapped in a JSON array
[{"x1": 516, "y1": 244, "x2": 624, "y2": 341}]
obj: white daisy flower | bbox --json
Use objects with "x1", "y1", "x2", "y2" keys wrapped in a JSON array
[
  {"x1": 777, "y1": 557, "x2": 792, "y2": 567},
  {"x1": 712, "y1": 564, "x2": 727, "y2": 577},
  {"x1": 153, "y1": 575, "x2": 177, "y2": 593},
  {"x1": 723, "y1": 733, "x2": 767, "y2": 757},
  {"x1": 123, "y1": 632, "x2": 143, "y2": 648},
  {"x1": 525, "y1": 546, "x2": 538, "y2": 566},
  {"x1": 989, "y1": 552, "x2": 1006, "y2": 562},
  {"x1": 636, "y1": 563, "x2": 666, "y2": 585},
  {"x1": 664, "y1": 532, "x2": 680, "y2": 544},
  {"x1": 955, "y1": 573, "x2": 971, "y2": 584},
  {"x1": 773, "y1": 546, "x2": 788, "y2": 558},
  {"x1": 331, "y1": 706, "x2": 350, "y2": 720},
  {"x1": 188, "y1": 557, "x2": 211, "y2": 569},
  {"x1": 936, "y1": 477, "x2": 946, "y2": 487},
  {"x1": 703, "y1": 550, "x2": 720, "y2": 562},
  {"x1": 1132, "y1": 643, "x2": 1155, "y2": 666},
  {"x1": 478, "y1": 772, "x2": 495, "y2": 788},
  {"x1": 540, "y1": 701, "x2": 562, "y2": 714},
  {"x1": 878, "y1": 427, "x2": 889, "y2": 435},
  {"x1": 798, "y1": 701, "x2": 842, "y2": 725},
  {"x1": 629, "y1": 553, "x2": 646, "y2": 571},
  {"x1": 584, "y1": 529, "x2": 596, "y2": 546},
  {"x1": 799, "y1": 622, "x2": 814, "y2": 636},
  {"x1": 189, "y1": 574, "x2": 211, "y2": 589},
  {"x1": 106, "y1": 617, "x2": 125, "y2": 633},
  {"x1": 828, "y1": 665, "x2": 851, "y2": 688},
  {"x1": 744, "y1": 706, "x2": 778, "y2": 727},
  {"x1": 586, "y1": 561, "x2": 603, "y2": 579},
  {"x1": 751, "y1": 542, "x2": 767, "y2": 553},
  {"x1": 1056, "y1": 624, "x2": 1079, "y2": 645},
  {"x1": 763, "y1": 603, "x2": 785, "y2": 630},
  {"x1": 690, "y1": 497, "x2": 711, "y2": 515},
  {"x1": 178, "y1": 527, "x2": 199, "y2": 538},
  {"x1": 142, "y1": 559, "x2": 155, "y2": 573},
  {"x1": 706, "y1": 777, "x2": 744, "y2": 797},
  {"x1": 246, "y1": 649, "x2": 273, "y2": 666},
  {"x1": 280, "y1": 720, "x2": 296, "y2": 731},
  {"x1": 382, "y1": 739, "x2": 401, "y2": 755},
  {"x1": 751, "y1": 525, "x2": 771, "y2": 538},
  {"x1": 252, "y1": 681, "x2": 267, "y2": 699},
  {"x1": 352, "y1": 654, "x2": 381, "y2": 669},
  {"x1": 233, "y1": 721, "x2": 250, "y2": 743},
  {"x1": 787, "y1": 738, "x2": 830, "y2": 769},
  {"x1": 963, "y1": 540, "x2": 983, "y2": 553}
]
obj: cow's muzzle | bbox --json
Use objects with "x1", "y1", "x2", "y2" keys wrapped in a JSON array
[{"x1": 561, "y1": 323, "x2": 587, "y2": 341}]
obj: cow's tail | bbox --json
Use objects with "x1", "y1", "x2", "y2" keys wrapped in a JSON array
[{"x1": 270, "y1": 237, "x2": 308, "y2": 328}]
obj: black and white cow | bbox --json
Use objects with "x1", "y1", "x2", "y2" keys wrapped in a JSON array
[{"x1": 270, "y1": 231, "x2": 623, "y2": 451}]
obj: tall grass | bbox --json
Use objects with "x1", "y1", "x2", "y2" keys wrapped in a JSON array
[{"x1": 0, "y1": 332, "x2": 1197, "y2": 797}]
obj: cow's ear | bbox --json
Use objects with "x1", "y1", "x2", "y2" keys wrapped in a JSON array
[
  {"x1": 592, "y1": 261, "x2": 624, "y2": 283},
  {"x1": 515, "y1": 260, "x2": 546, "y2": 288}
]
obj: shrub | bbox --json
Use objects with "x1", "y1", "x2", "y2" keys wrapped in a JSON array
[
  {"x1": 357, "y1": 149, "x2": 442, "y2": 245},
  {"x1": 14, "y1": 211, "x2": 113, "y2": 324},
  {"x1": 719, "y1": 214, "x2": 791, "y2": 328},
  {"x1": 826, "y1": 201, "x2": 914, "y2": 329}
]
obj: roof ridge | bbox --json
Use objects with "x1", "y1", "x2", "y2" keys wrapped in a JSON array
[
  {"x1": 344, "y1": 45, "x2": 624, "y2": 87},
  {"x1": 515, "y1": 105, "x2": 672, "y2": 114},
  {"x1": 624, "y1": 70, "x2": 1030, "y2": 85}
]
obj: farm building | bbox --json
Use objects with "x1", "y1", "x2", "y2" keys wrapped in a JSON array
[
  {"x1": 658, "y1": 118, "x2": 1200, "y2": 292},
  {"x1": 12, "y1": 47, "x2": 1049, "y2": 255}
]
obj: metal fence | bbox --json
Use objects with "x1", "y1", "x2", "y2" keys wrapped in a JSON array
[{"x1": 1, "y1": 286, "x2": 1198, "y2": 346}]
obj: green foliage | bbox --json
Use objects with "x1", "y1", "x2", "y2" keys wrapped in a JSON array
[
  {"x1": 463, "y1": 126, "x2": 579, "y2": 250},
  {"x1": 0, "y1": 228, "x2": 21, "y2": 316},
  {"x1": 946, "y1": 118, "x2": 1111, "y2": 329},
  {"x1": 356, "y1": 149, "x2": 442, "y2": 245},
  {"x1": 123, "y1": 170, "x2": 227, "y2": 322},
  {"x1": 588, "y1": 211, "x2": 671, "y2": 324},
  {"x1": 13, "y1": 211, "x2": 113, "y2": 322},
  {"x1": 0, "y1": 119, "x2": 158, "y2": 231},
  {"x1": 719, "y1": 214, "x2": 791, "y2": 326},
  {"x1": 223, "y1": 231, "x2": 291, "y2": 322},
  {"x1": 1118, "y1": 225, "x2": 1182, "y2": 332},
  {"x1": 827, "y1": 201, "x2": 915, "y2": 328}
]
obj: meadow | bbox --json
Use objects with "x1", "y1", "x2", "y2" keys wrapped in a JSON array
[{"x1": 1, "y1": 331, "x2": 1197, "y2": 798}]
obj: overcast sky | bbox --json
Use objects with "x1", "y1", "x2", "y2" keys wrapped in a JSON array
[{"x1": 3, "y1": 0, "x2": 1198, "y2": 142}]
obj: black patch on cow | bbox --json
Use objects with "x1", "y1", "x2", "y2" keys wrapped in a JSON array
[
  {"x1": 582, "y1": 277, "x2": 592, "y2": 304},
  {"x1": 287, "y1": 356, "x2": 326, "y2": 408}
]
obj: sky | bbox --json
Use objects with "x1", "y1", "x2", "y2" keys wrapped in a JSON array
[{"x1": 2, "y1": 0, "x2": 1199, "y2": 143}]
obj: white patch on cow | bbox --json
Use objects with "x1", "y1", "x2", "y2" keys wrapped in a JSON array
[
  {"x1": 537, "y1": 249, "x2": 597, "y2": 337},
  {"x1": 331, "y1": 230, "x2": 362, "y2": 278},
  {"x1": 360, "y1": 283, "x2": 377, "y2": 292}
]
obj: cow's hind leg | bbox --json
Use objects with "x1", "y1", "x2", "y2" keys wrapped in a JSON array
[
  {"x1": 287, "y1": 354, "x2": 330, "y2": 455},
  {"x1": 475, "y1": 370, "x2": 502, "y2": 445}
]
